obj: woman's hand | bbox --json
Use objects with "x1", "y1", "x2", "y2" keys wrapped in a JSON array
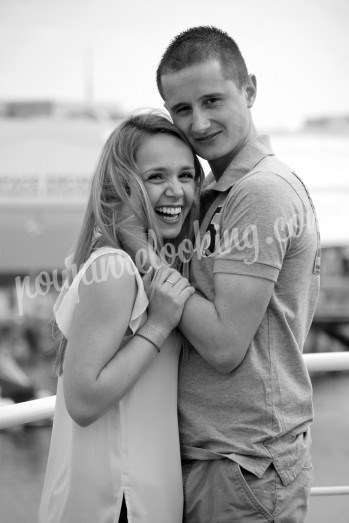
[{"x1": 145, "y1": 266, "x2": 195, "y2": 331}]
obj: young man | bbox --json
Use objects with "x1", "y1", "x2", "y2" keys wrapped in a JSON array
[{"x1": 156, "y1": 27, "x2": 320, "y2": 522}]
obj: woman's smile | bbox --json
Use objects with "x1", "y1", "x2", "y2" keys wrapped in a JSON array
[{"x1": 155, "y1": 205, "x2": 183, "y2": 223}]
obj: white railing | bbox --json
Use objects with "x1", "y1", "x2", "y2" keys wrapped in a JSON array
[
  {"x1": 304, "y1": 351, "x2": 349, "y2": 372},
  {"x1": 311, "y1": 486, "x2": 349, "y2": 496},
  {"x1": 1, "y1": 351, "x2": 349, "y2": 497},
  {"x1": 0, "y1": 395, "x2": 55, "y2": 430}
]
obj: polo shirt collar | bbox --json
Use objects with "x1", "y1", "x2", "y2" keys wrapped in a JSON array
[{"x1": 206, "y1": 135, "x2": 274, "y2": 193}]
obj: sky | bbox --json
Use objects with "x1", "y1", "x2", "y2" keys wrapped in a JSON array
[{"x1": 1, "y1": 0, "x2": 349, "y2": 129}]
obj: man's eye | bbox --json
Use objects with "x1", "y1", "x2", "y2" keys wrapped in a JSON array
[
  {"x1": 175, "y1": 106, "x2": 191, "y2": 115},
  {"x1": 205, "y1": 98, "x2": 220, "y2": 106}
]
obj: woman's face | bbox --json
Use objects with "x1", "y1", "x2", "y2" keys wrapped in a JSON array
[{"x1": 136, "y1": 133, "x2": 196, "y2": 240}]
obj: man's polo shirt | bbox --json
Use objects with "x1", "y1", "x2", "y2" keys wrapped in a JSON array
[{"x1": 178, "y1": 137, "x2": 320, "y2": 486}]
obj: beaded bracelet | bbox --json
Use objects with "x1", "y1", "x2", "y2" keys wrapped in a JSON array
[{"x1": 134, "y1": 332, "x2": 161, "y2": 353}]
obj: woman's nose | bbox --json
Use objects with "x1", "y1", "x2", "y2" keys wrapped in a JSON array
[{"x1": 165, "y1": 178, "x2": 184, "y2": 197}]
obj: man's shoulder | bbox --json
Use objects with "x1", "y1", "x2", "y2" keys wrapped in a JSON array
[
  {"x1": 245, "y1": 153, "x2": 293, "y2": 183},
  {"x1": 234, "y1": 156, "x2": 305, "y2": 204}
]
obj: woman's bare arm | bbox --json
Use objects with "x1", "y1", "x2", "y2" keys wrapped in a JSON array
[{"x1": 63, "y1": 254, "x2": 193, "y2": 426}]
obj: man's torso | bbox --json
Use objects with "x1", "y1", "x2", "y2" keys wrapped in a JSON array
[{"x1": 179, "y1": 138, "x2": 320, "y2": 485}]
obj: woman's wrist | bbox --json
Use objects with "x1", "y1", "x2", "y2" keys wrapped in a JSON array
[
  {"x1": 137, "y1": 321, "x2": 170, "y2": 350},
  {"x1": 134, "y1": 333, "x2": 161, "y2": 353}
]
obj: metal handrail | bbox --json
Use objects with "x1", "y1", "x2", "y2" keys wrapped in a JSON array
[
  {"x1": 2, "y1": 352, "x2": 348, "y2": 430},
  {"x1": 1, "y1": 352, "x2": 349, "y2": 429},
  {"x1": 1, "y1": 351, "x2": 349, "y2": 497},
  {"x1": 304, "y1": 351, "x2": 349, "y2": 372},
  {"x1": 311, "y1": 486, "x2": 349, "y2": 496},
  {"x1": 0, "y1": 395, "x2": 55, "y2": 430}
]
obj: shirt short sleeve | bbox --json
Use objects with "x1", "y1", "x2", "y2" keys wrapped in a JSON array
[{"x1": 213, "y1": 171, "x2": 302, "y2": 282}]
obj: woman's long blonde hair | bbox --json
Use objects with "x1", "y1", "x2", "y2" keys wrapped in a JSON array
[{"x1": 55, "y1": 112, "x2": 203, "y2": 373}]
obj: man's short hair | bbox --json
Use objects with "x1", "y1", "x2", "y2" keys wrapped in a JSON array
[{"x1": 156, "y1": 26, "x2": 249, "y2": 99}]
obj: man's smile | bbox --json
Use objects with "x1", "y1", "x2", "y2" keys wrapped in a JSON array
[{"x1": 192, "y1": 130, "x2": 222, "y2": 144}]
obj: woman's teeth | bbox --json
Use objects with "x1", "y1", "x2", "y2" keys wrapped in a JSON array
[
  {"x1": 156, "y1": 206, "x2": 182, "y2": 216},
  {"x1": 156, "y1": 206, "x2": 182, "y2": 222}
]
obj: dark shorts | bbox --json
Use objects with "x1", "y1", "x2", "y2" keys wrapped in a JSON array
[{"x1": 182, "y1": 459, "x2": 312, "y2": 522}]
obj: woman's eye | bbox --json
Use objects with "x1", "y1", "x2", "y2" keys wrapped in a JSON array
[
  {"x1": 147, "y1": 173, "x2": 162, "y2": 181},
  {"x1": 180, "y1": 171, "x2": 195, "y2": 180}
]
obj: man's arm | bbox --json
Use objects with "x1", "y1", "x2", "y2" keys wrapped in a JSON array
[
  {"x1": 178, "y1": 171, "x2": 295, "y2": 373},
  {"x1": 179, "y1": 272, "x2": 274, "y2": 373}
]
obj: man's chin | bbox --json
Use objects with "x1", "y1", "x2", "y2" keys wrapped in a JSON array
[{"x1": 195, "y1": 148, "x2": 223, "y2": 162}]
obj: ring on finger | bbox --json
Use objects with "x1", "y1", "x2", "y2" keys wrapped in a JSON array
[{"x1": 165, "y1": 279, "x2": 176, "y2": 286}]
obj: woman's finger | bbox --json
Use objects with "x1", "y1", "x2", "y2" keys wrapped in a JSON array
[
  {"x1": 179, "y1": 285, "x2": 196, "y2": 303},
  {"x1": 163, "y1": 273, "x2": 182, "y2": 287},
  {"x1": 152, "y1": 265, "x2": 169, "y2": 284},
  {"x1": 171, "y1": 276, "x2": 190, "y2": 294},
  {"x1": 153, "y1": 266, "x2": 181, "y2": 286}
]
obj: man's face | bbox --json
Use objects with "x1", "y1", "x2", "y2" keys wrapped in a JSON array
[{"x1": 161, "y1": 59, "x2": 255, "y2": 163}]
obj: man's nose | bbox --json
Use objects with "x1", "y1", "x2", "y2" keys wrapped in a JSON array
[{"x1": 191, "y1": 109, "x2": 210, "y2": 135}]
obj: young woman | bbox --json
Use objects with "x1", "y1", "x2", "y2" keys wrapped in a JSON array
[{"x1": 39, "y1": 113, "x2": 203, "y2": 523}]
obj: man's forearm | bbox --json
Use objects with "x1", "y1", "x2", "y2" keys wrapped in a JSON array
[{"x1": 178, "y1": 292, "x2": 243, "y2": 373}]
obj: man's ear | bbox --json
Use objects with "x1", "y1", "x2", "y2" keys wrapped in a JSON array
[{"x1": 245, "y1": 74, "x2": 257, "y2": 108}]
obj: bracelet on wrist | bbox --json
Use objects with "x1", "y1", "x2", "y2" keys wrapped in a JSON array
[{"x1": 134, "y1": 332, "x2": 161, "y2": 353}]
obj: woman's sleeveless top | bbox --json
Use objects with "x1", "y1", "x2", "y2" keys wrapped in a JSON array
[{"x1": 39, "y1": 247, "x2": 183, "y2": 523}]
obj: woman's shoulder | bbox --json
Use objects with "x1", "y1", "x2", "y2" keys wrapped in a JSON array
[
  {"x1": 56, "y1": 248, "x2": 137, "y2": 329},
  {"x1": 85, "y1": 245, "x2": 135, "y2": 268},
  {"x1": 84, "y1": 246, "x2": 136, "y2": 275},
  {"x1": 57, "y1": 247, "x2": 138, "y2": 315},
  {"x1": 54, "y1": 247, "x2": 147, "y2": 336},
  {"x1": 78, "y1": 247, "x2": 138, "y2": 296}
]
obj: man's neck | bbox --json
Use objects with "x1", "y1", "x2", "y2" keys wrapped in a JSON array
[
  {"x1": 209, "y1": 149, "x2": 240, "y2": 180},
  {"x1": 209, "y1": 126, "x2": 257, "y2": 180}
]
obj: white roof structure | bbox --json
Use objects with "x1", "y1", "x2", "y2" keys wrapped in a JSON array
[{"x1": 0, "y1": 118, "x2": 118, "y2": 273}]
